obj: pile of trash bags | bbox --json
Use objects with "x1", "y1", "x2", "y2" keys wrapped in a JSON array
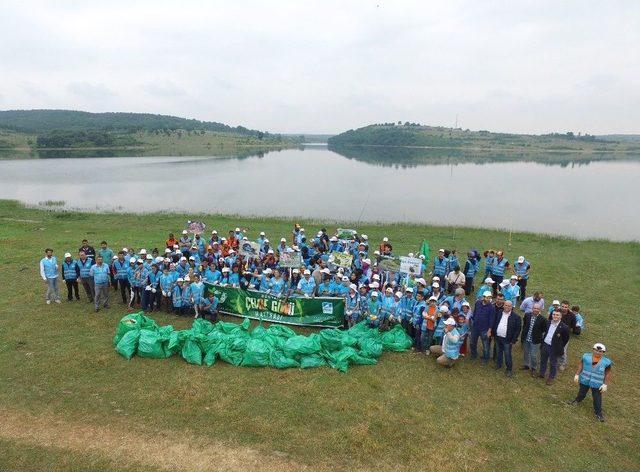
[{"x1": 113, "y1": 312, "x2": 413, "y2": 372}]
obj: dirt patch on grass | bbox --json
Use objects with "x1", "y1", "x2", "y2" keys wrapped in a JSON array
[{"x1": 0, "y1": 408, "x2": 314, "y2": 471}]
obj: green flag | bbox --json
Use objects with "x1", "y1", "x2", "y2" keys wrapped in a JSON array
[{"x1": 419, "y1": 240, "x2": 430, "y2": 263}]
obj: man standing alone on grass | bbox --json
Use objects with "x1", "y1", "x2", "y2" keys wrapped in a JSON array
[
  {"x1": 568, "y1": 343, "x2": 612, "y2": 422},
  {"x1": 491, "y1": 300, "x2": 521, "y2": 377},
  {"x1": 90, "y1": 255, "x2": 110, "y2": 312},
  {"x1": 40, "y1": 248, "x2": 61, "y2": 304},
  {"x1": 539, "y1": 310, "x2": 570, "y2": 385}
]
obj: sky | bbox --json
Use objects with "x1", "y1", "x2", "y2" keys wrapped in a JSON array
[{"x1": 1, "y1": 1, "x2": 639, "y2": 135}]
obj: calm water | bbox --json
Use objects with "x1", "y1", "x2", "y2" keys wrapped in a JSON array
[{"x1": 0, "y1": 146, "x2": 638, "y2": 241}]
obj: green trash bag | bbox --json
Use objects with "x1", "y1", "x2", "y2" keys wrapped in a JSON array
[
  {"x1": 167, "y1": 330, "x2": 189, "y2": 354},
  {"x1": 265, "y1": 324, "x2": 297, "y2": 339},
  {"x1": 115, "y1": 329, "x2": 140, "y2": 360},
  {"x1": 192, "y1": 318, "x2": 215, "y2": 336},
  {"x1": 380, "y1": 325, "x2": 413, "y2": 352},
  {"x1": 181, "y1": 338, "x2": 203, "y2": 365},
  {"x1": 113, "y1": 312, "x2": 145, "y2": 345},
  {"x1": 241, "y1": 338, "x2": 272, "y2": 367},
  {"x1": 358, "y1": 338, "x2": 383, "y2": 359},
  {"x1": 204, "y1": 347, "x2": 218, "y2": 366},
  {"x1": 299, "y1": 353, "x2": 327, "y2": 369},
  {"x1": 319, "y1": 329, "x2": 347, "y2": 351},
  {"x1": 137, "y1": 329, "x2": 168, "y2": 359},
  {"x1": 269, "y1": 350, "x2": 300, "y2": 369},
  {"x1": 218, "y1": 344, "x2": 243, "y2": 366},
  {"x1": 283, "y1": 334, "x2": 322, "y2": 358}
]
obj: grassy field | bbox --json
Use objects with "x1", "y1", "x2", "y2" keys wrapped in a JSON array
[{"x1": 0, "y1": 199, "x2": 638, "y2": 471}]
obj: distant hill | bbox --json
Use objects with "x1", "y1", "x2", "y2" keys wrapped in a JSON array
[
  {"x1": 0, "y1": 109, "x2": 271, "y2": 137},
  {"x1": 328, "y1": 123, "x2": 640, "y2": 153},
  {"x1": 597, "y1": 134, "x2": 640, "y2": 143}
]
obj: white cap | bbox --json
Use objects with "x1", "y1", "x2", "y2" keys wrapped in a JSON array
[
  {"x1": 432, "y1": 276, "x2": 440, "y2": 281},
  {"x1": 395, "y1": 291, "x2": 402, "y2": 298},
  {"x1": 146, "y1": 254, "x2": 152, "y2": 260},
  {"x1": 330, "y1": 236, "x2": 338, "y2": 242},
  {"x1": 175, "y1": 249, "x2": 182, "y2": 254},
  {"x1": 417, "y1": 278, "x2": 427, "y2": 285},
  {"x1": 349, "y1": 284, "x2": 357, "y2": 291},
  {"x1": 293, "y1": 245, "x2": 300, "y2": 251},
  {"x1": 129, "y1": 257, "x2": 137, "y2": 263},
  {"x1": 320, "y1": 268, "x2": 330, "y2": 274},
  {"x1": 462, "y1": 301, "x2": 470, "y2": 307},
  {"x1": 260, "y1": 231, "x2": 265, "y2": 236},
  {"x1": 176, "y1": 278, "x2": 184, "y2": 282},
  {"x1": 408, "y1": 252, "x2": 414, "y2": 258},
  {"x1": 281, "y1": 237, "x2": 286, "y2": 242},
  {"x1": 363, "y1": 258, "x2": 371, "y2": 264},
  {"x1": 370, "y1": 282, "x2": 379, "y2": 288},
  {"x1": 212, "y1": 230, "x2": 218, "y2": 234},
  {"x1": 242, "y1": 236, "x2": 248, "y2": 240},
  {"x1": 317, "y1": 231, "x2": 322, "y2": 237},
  {"x1": 300, "y1": 228, "x2": 305, "y2": 232},
  {"x1": 432, "y1": 282, "x2": 439, "y2": 288},
  {"x1": 304, "y1": 269, "x2": 311, "y2": 275},
  {"x1": 140, "y1": 249, "x2": 147, "y2": 255},
  {"x1": 122, "y1": 247, "x2": 128, "y2": 252},
  {"x1": 593, "y1": 343, "x2": 606, "y2": 352},
  {"x1": 189, "y1": 256, "x2": 195, "y2": 261},
  {"x1": 439, "y1": 306, "x2": 450, "y2": 313},
  {"x1": 264, "y1": 239, "x2": 269, "y2": 243},
  {"x1": 173, "y1": 244, "x2": 179, "y2": 249},
  {"x1": 373, "y1": 274, "x2": 380, "y2": 280},
  {"x1": 374, "y1": 250, "x2": 380, "y2": 255},
  {"x1": 483, "y1": 291, "x2": 493, "y2": 297},
  {"x1": 64, "y1": 252, "x2": 72, "y2": 258},
  {"x1": 510, "y1": 275, "x2": 518, "y2": 280},
  {"x1": 164, "y1": 257, "x2": 170, "y2": 262},
  {"x1": 517, "y1": 256, "x2": 525, "y2": 263},
  {"x1": 419, "y1": 254, "x2": 425, "y2": 260},
  {"x1": 229, "y1": 249, "x2": 235, "y2": 254},
  {"x1": 184, "y1": 276, "x2": 190, "y2": 282},
  {"x1": 155, "y1": 256, "x2": 163, "y2": 262},
  {"x1": 222, "y1": 267, "x2": 230, "y2": 272},
  {"x1": 438, "y1": 248, "x2": 445, "y2": 253},
  {"x1": 221, "y1": 237, "x2": 227, "y2": 241},
  {"x1": 292, "y1": 268, "x2": 300, "y2": 274},
  {"x1": 552, "y1": 300, "x2": 560, "y2": 305},
  {"x1": 484, "y1": 277, "x2": 495, "y2": 284},
  {"x1": 165, "y1": 248, "x2": 171, "y2": 253},
  {"x1": 371, "y1": 291, "x2": 379, "y2": 297},
  {"x1": 182, "y1": 230, "x2": 188, "y2": 234},
  {"x1": 385, "y1": 287, "x2": 393, "y2": 292},
  {"x1": 268, "y1": 249, "x2": 274, "y2": 254},
  {"x1": 428, "y1": 296, "x2": 438, "y2": 302},
  {"x1": 137, "y1": 258, "x2": 143, "y2": 263},
  {"x1": 444, "y1": 318, "x2": 456, "y2": 326},
  {"x1": 264, "y1": 268, "x2": 272, "y2": 274},
  {"x1": 362, "y1": 234, "x2": 368, "y2": 240},
  {"x1": 342, "y1": 276, "x2": 349, "y2": 282},
  {"x1": 235, "y1": 227, "x2": 240, "y2": 232},
  {"x1": 383, "y1": 237, "x2": 389, "y2": 242},
  {"x1": 180, "y1": 256, "x2": 187, "y2": 261}
]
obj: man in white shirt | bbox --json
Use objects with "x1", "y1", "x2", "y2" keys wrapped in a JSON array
[
  {"x1": 539, "y1": 310, "x2": 570, "y2": 385},
  {"x1": 492, "y1": 301, "x2": 522, "y2": 377}
]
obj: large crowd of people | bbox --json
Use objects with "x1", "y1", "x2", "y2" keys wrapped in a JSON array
[{"x1": 39, "y1": 224, "x2": 610, "y2": 421}]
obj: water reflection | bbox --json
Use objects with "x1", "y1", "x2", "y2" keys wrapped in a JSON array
[{"x1": 328, "y1": 144, "x2": 640, "y2": 168}]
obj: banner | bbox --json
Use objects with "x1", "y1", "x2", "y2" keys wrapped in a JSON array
[
  {"x1": 399, "y1": 256, "x2": 422, "y2": 275},
  {"x1": 331, "y1": 251, "x2": 353, "y2": 268},
  {"x1": 186, "y1": 220, "x2": 206, "y2": 234},
  {"x1": 378, "y1": 256, "x2": 400, "y2": 272},
  {"x1": 204, "y1": 283, "x2": 344, "y2": 327},
  {"x1": 239, "y1": 241, "x2": 260, "y2": 258},
  {"x1": 279, "y1": 251, "x2": 303, "y2": 268}
]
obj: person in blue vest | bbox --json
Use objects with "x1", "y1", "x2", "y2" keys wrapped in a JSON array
[
  {"x1": 568, "y1": 343, "x2": 612, "y2": 422},
  {"x1": 490, "y1": 251, "x2": 510, "y2": 297},
  {"x1": 513, "y1": 255, "x2": 530, "y2": 301},
  {"x1": 199, "y1": 293, "x2": 220, "y2": 322},
  {"x1": 463, "y1": 251, "x2": 480, "y2": 296},
  {"x1": 411, "y1": 292, "x2": 427, "y2": 351},
  {"x1": 159, "y1": 266, "x2": 174, "y2": 313},
  {"x1": 367, "y1": 291, "x2": 382, "y2": 329},
  {"x1": 475, "y1": 277, "x2": 494, "y2": 299},
  {"x1": 126, "y1": 258, "x2": 137, "y2": 307},
  {"x1": 40, "y1": 248, "x2": 61, "y2": 304},
  {"x1": 483, "y1": 250, "x2": 496, "y2": 279},
  {"x1": 501, "y1": 275, "x2": 521, "y2": 305},
  {"x1": 433, "y1": 249, "x2": 448, "y2": 280},
  {"x1": 345, "y1": 284, "x2": 361, "y2": 328},
  {"x1": 61, "y1": 252, "x2": 80, "y2": 301},
  {"x1": 296, "y1": 269, "x2": 316, "y2": 297},
  {"x1": 398, "y1": 287, "x2": 416, "y2": 334},
  {"x1": 228, "y1": 265, "x2": 241, "y2": 287},
  {"x1": 77, "y1": 250, "x2": 95, "y2": 303},
  {"x1": 270, "y1": 269, "x2": 287, "y2": 296},
  {"x1": 172, "y1": 278, "x2": 185, "y2": 315},
  {"x1": 89, "y1": 255, "x2": 111, "y2": 312},
  {"x1": 112, "y1": 251, "x2": 130, "y2": 304},
  {"x1": 429, "y1": 317, "x2": 461, "y2": 367}
]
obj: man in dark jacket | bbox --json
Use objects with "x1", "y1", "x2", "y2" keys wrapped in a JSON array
[
  {"x1": 520, "y1": 303, "x2": 548, "y2": 377},
  {"x1": 491, "y1": 300, "x2": 522, "y2": 377},
  {"x1": 470, "y1": 291, "x2": 495, "y2": 364},
  {"x1": 539, "y1": 310, "x2": 570, "y2": 385},
  {"x1": 549, "y1": 300, "x2": 577, "y2": 371},
  {"x1": 79, "y1": 239, "x2": 96, "y2": 259}
]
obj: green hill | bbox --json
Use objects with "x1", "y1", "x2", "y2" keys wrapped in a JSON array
[{"x1": 328, "y1": 123, "x2": 640, "y2": 154}]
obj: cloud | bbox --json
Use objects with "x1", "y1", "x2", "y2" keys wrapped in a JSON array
[{"x1": 67, "y1": 82, "x2": 115, "y2": 100}]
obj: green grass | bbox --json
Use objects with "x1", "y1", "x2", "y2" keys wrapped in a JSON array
[{"x1": 0, "y1": 199, "x2": 639, "y2": 471}]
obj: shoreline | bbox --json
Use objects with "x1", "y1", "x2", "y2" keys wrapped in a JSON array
[{"x1": 4, "y1": 199, "x2": 637, "y2": 244}]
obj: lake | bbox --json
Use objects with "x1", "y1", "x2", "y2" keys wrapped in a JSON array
[{"x1": 0, "y1": 145, "x2": 638, "y2": 241}]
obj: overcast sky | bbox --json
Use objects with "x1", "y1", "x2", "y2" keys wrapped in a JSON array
[{"x1": 1, "y1": 1, "x2": 639, "y2": 134}]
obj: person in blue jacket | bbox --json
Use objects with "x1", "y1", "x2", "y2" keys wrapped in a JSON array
[
  {"x1": 77, "y1": 250, "x2": 95, "y2": 303},
  {"x1": 513, "y1": 255, "x2": 531, "y2": 301},
  {"x1": 411, "y1": 292, "x2": 427, "y2": 351},
  {"x1": 433, "y1": 249, "x2": 448, "y2": 281},
  {"x1": 61, "y1": 252, "x2": 80, "y2": 301},
  {"x1": 463, "y1": 251, "x2": 480, "y2": 296},
  {"x1": 501, "y1": 275, "x2": 521, "y2": 305},
  {"x1": 345, "y1": 284, "x2": 361, "y2": 328},
  {"x1": 159, "y1": 266, "x2": 174, "y2": 313},
  {"x1": 89, "y1": 255, "x2": 111, "y2": 312},
  {"x1": 199, "y1": 293, "x2": 219, "y2": 322},
  {"x1": 112, "y1": 251, "x2": 130, "y2": 304},
  {"x1": 296, "y1": 269, "x2": 316, "y2": 297},
  {"x1": 172, "y1": 278, "x2": 185, "y2": 315},
  {"x1": 568, "y1": 343, "x2": 613, "y2": 422},
  {"x1": 228, "y1": 266, "x2": 241, "y2": 287},
  {"x1": 269, "y1": 269, "x2": 286, "y2": 296}
]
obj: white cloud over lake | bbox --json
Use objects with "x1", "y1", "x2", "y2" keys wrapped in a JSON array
[{"x1": 1, "y1": 0, "x2": 638, "y2": 134}]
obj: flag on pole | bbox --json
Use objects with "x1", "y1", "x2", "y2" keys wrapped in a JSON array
[{"x1": 419, "y1": 240, "x2": 430, "y2": 263}]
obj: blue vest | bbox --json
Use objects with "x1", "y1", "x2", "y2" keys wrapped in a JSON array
[
  {"x1": 77, "y1": 258, "x2": 94, "y2": 278},
  {"x1": 113, "y1": 259, "x2": 129, "y2": 280},
  {"x1": 444, "y1": 328, "x2": 461, "y2": 359},
  {"x1": 41, "y1": 256, "x2": 58, "y2": 278},
  {"x1": 465, "y1": 259, "x2": 479, "y2": 278},
  {"x1": 579, "y1": 353, "x2": 612, "y2": 388},
  {"x1": 172, "y1": 285, "x2": 183, "y2": 307},
  {"x1": 62, "y1": 260, "x2": 78, "y2": 280},
  {"x1": 91, "y1": 263, "x2": 110, "y2": 285},
  {"x1": 514, "y1": 261, "x2": 530, "y2": 279},
  {"x1": 433, "y1": 257, "x2": 448, "y2": 276},
  {"x1": 492, "y1": 258, "x2": 508, "y2": 277}
]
